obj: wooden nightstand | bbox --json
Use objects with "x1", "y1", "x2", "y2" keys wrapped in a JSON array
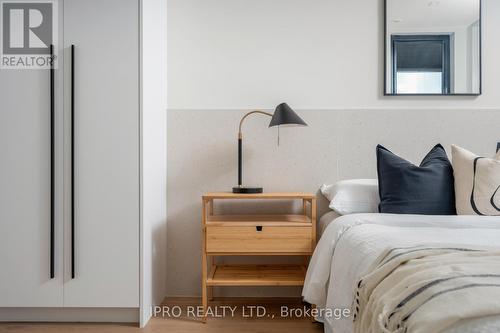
[{"x1": 201, "y1": 192, "x2": 317, "y2": 322}]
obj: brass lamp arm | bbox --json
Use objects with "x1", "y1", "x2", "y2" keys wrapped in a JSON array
[{"x1": 238, "y1": 110, "x2": 273, "y2": 138}]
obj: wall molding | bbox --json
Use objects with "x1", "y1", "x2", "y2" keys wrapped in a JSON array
[
  {"x1": 0, "y1": 308, "x2": 139, "y2": 323},
  {"x1": 168, "y1": 107, "x2": 500, "y2": 112}
]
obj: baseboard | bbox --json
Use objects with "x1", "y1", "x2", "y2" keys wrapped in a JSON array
[{"x1": 0, "y1": 307, "x2": 139, "y2": 323}]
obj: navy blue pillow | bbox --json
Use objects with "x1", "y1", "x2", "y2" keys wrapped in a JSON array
[{"x1": 376, "y1": 144, "x2": 456, "y2": 215}]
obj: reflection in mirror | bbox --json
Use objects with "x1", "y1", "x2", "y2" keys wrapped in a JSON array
[{"x1": 385, "y1": 0, "x2": 481, "y2": 95}]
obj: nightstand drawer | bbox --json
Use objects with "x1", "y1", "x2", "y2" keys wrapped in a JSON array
[{"x1": 206, "y1": 226, "x2": 312, "y2": 253}]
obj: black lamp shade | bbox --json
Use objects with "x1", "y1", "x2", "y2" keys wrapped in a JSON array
[{"x1": 269, "y1": 103, "x2": 307, "y2": 127}]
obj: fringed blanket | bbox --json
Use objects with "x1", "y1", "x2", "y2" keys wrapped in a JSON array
[{"x1": 353, "y1": 246, "x2": 500, "y2": 333}]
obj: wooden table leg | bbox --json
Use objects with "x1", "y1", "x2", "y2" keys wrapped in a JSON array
[
  {"x1": 311, "y1": 198, "x2": 317, "y2": 247},
  {"x1": 201, "y1": 250, "x2": 208, "y2": 322},
  {"x1": 202, "y1": 279, "x2": 207, "y2": 323},
  {"x1": 201, "y1": 199, "x2": 208, "y2": 323},
  {"x1": 208, "y1": 256, "x2": 215, "y2": 301},
  {"x1": 308, "y1": 198, "x2": 317, "y2": 323}
]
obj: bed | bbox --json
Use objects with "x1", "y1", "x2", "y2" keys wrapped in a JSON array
[{"x1": 303, "y1": 213, "x2": 500, "y2": 333}]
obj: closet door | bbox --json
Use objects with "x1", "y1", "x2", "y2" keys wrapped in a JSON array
[
  {"x1": 63, "y1": 0, "x2": 139, "y2": 307},
  {"x1": 0, "y1": 67, "x2": 63, "y2": 306}
]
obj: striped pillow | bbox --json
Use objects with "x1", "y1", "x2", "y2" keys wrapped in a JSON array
[{"x1": 452, "y1": 145, "x2": 500, "y2": 216}]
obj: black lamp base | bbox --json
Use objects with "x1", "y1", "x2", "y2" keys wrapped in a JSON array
[{"x1": 232, "y1": 186, "x2": 263, "y2": 194}]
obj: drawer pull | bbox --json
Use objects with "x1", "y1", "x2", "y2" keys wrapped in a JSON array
[{"x1": 256, "y1": 226, "x2": 263, "y2": 232}]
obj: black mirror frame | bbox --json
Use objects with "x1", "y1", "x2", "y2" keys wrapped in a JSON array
[{"x1": 383, "y1": 0, "x2": 482, "y2": 96}]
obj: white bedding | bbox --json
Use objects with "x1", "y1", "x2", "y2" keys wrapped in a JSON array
[
  {"x1": 303, "y1": 213, "x2": 500, "y2": 333},
  {"x1": 318, "y1": 211, "x2": 340, "y2": 237}
]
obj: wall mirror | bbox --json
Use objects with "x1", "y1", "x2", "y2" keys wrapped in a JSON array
[{"x1": 385, "y1": 0, "x2": 481, "y2": 95}]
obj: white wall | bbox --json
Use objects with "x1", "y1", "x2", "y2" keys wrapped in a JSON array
[
  {"x1": 168, "y1": 0, "x2": 499, "y2": 109},
  {"x1": 140, "y1": 0, "x2": 167, "y2": 325},
  {"x1": 166, "y1": 0, "x2": 500, "y2": 297}
]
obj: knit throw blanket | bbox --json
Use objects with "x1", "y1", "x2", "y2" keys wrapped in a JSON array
[{"x1": 352, "y1": 246, "x2": 500, "y2": 333}]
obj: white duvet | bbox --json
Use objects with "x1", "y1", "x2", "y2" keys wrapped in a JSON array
[{"x1": 302, "y1": 213, "x2": 500, "y2": 333}]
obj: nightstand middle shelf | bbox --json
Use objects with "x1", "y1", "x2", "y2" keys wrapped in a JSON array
[{"x1": 206, "y1": 214, "x2": 312, "y2": 225}]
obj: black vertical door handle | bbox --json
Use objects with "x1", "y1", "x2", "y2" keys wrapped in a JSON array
[
  {"x1": 50, "y1": 44, "x2": 55, "y2": 279},
  {"x1": 71, "y1": 44, "x2": 76, "y2": 279}
]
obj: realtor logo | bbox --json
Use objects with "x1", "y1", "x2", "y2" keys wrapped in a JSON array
[{"x1": 1, "y1": 0, "x2": 57, "y2": 69}]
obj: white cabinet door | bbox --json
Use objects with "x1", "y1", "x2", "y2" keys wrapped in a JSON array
[
  {"x1": 63, "y1": 0, "x2": 140, "y2": 307},
  {"x1": 0, "y1": 69, "x2": 63, "y2": 307}
]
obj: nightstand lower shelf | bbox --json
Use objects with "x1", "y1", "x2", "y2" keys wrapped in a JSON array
[{"x1": 207, "y1": 264, "x2": 306, "y2": 286}]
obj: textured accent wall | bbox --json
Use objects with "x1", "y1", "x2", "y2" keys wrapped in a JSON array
[{"x1": 166, "y1": 108, "x2": 500, "y2": 296}]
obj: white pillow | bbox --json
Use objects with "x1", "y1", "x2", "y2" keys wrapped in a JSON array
[
  {"x1": 320, "y1": 179, "x2": 380, "y2": 215},
  {"x1": 452, "y1": 145, "x2": 500, "y2": 216}
]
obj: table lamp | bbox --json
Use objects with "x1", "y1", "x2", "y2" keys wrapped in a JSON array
[{"x1": 233, "y1": 103, "x2": 307, "y2": 194}]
